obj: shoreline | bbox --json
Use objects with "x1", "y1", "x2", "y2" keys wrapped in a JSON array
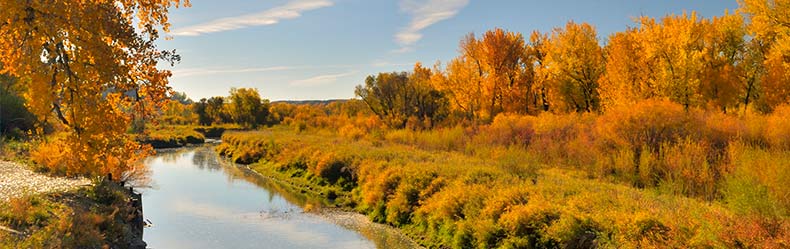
[{"x1": 226, "y1": 156, "x2": 423, "y2": 248}]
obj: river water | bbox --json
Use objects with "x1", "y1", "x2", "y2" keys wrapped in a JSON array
[{"x1": 140, "y1": 145, "x2": 417, "y2": 249}]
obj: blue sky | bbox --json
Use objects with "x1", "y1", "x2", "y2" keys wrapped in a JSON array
[{"x1": 159, "y1": 0, "x2": 739, "y2": 101}]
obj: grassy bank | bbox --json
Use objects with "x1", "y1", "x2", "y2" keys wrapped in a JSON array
[
  {"x1": 0, "y1": 180, "x2": 144, "y2": 248},
  {"x1": 137, "y1": 124, "x2": 244, "y2": 148},
  {"x1": 217, "y1": 121, "x2": 789, "y2": 248},
  {"x1": 137, "y1": 125, "x2": 205, "y2": 148}
]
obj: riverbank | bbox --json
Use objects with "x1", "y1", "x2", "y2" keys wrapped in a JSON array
[
  {"x1": 1, "y1": 139, "x2": 148, "y2": 248},
  {"x1": 0, "y1": 172, "x2": 145, "y2": 248},
  {"x1": 229, "y1": 162, "x2": 422, "y2": 248},
  {"x1": 138, "y1": 124, "x2": 244, "y2": 149},
  {"x1": 216, "y1": 127, "x2": 789, "y2": 248},
  {"x1": 0, "y1": 160, "x2": 90, "y2": 202},
  {"x1": 142, "y1": 145, "x2": 420, "y2": 248}
]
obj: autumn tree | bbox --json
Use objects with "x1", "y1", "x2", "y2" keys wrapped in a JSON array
[
  {"x1": 699, "y1": 11, "x2": 747, "y2": 112},
  {"x1": 434, "y1": 28, "x2": 534, "y2": 122},
  {"x1": 207, "y1": 96, "x2": 230, "y2": 124},
  {"x1": 194, "y1": 96, "x2": 229, "y2": 126},
  {"x1": 409, "y1": 63, "x2": 449, "y2": 128},
  {"x1": 528, "y1": 31, "x2": 552, "y2": 112},
  {"x1": 640, "y1": 13, "x2": 708, "y2": 109},
  {"x1": 356, "y1": 64, "x2": 447, "y2": 129},
  {"x1": 228, "y1": 88, "x2": 270, "y2": 129},
  {"x1": 740, "y1": 0, "x2": 790, "y2": 112},
  {"x1": 160, "y1": 98, "x2": 195, "y2": 125},
  {"x1": 600, "y1": 28, "x2": 656, "y2": 109},
  {"x1": 432, "y1": 55, "x2": 482, "y2": 121},
  {"x1": 193, "y1": 98, "x2": 212, "y2": 126},
  {"x1": 0, "y1": 0, "x2": 189, "y2": 180},
  {"x1": 476, "y1": 29, "x2": 533, "y2": 115},
  {"x1": 601, "y1": 13, "x2": 715, "y2": 111},
  {"x1": 544, "y1": 21, "x2": 605, "y2": 112}
]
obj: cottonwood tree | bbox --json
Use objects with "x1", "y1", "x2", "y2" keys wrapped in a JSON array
[
  {"x1": 432, "y1": 55, "x2": 483, "y2": 121},
  {"x1": 434, "y1": 28, "x2": 533, "y2": 121},
  {"x1": 641, "y1": 13, "x2": 708, "y2": 110},
  {"x1": 600, "y1": 28, "x2": 657, "y2": 109},
  {"x1": 476, "y1": 29, "x2": 532, "y2": 115},
  {"x1": 356, "y1": 64, "x2": 447, "y2": 129},
  {"x1": 357, "y1": 72, "x2": 411, "y2": 128},
  {"x1": 528, "y1": 31, "x2": 553, "y2": 112},
  {"x1": 228, "y1": 88, "x2": 270, "y2": 128},
  {"x1": 0, "y1": 0, "x2": 189, "y2": 180},
  {"x1": 740, "y1": 0, "x2": 790, "y2": 112},
  {"x1": 545, "y1": 21, "x2": 605, "y2": 112},
  {"x1": 699, "y1": 11, "x2": 746, "y2": 112}
]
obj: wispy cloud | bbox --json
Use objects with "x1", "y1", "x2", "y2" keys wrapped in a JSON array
[
  {"x1": 371, "y1": 60, "x2": 414, "y2": 68},
  {"x1": 290, "y1": 71, "x2": 356, "y2": 87},
  {"x1": 171, "y1": 60, "x2": 411, "y2": 79},
  {"x1": 394, "y1": 0, "x2": 469, "y2": 53},
  {"x1": 171, "y1": 66, "x2": 294, "y2": 78},
  {"x1": 172, "y1": 0, "x2": 333, "y2": 36}
]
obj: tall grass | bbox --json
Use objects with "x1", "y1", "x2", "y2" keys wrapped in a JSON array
[{"x1": 217, "y1": 101, "x2": 790, "y2": 248}]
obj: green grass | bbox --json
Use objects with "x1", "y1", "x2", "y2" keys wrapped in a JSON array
[{"x1": 138, "y1": 125, "x2": 206, "y2": 148}]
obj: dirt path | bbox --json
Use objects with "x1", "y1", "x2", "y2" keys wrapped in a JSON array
[{"x1": 0, "y1": 161, "x2": 91, "y2": 202}]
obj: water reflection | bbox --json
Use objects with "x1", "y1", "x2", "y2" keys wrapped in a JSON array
[{"x1": 141, "y1": 145, "x2": 418, "y2": 249}]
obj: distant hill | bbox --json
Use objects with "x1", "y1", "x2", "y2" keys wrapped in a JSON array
[{"x1": 271, "y1": 99, "x2": 351, "y2": 105}]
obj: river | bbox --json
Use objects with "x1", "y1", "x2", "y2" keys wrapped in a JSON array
[{"x1": 140, "y1": 145, "x2": 418, "y2": 249}]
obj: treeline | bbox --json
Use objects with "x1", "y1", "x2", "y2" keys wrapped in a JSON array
[
  {"x1": 357, "y1": 5, "x2": 790, "y2": 128},
  {"x1": 159, "y1": 88, "x2": 272, "y2": 129}
]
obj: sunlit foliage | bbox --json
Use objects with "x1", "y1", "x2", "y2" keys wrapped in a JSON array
[
  {"x1": 210, "y1": 2, "x2": 790, "y2": 248},
  {"x1": 544, "y1": 21, "x2": 605, "y2": 113},
  {"x1": 356, "y1": 63, "x2": 448, "y2": 129},
  {"x1": 0, "y1": 0, "x2": 189, "y2": 180},
  {"x1": 228, "y1": 88, "x2": 270, "y2": 129}
]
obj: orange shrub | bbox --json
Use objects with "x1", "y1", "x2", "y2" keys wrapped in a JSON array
[
  {"x1": 657, "y1": 138, "x2": 717, "y2": 199},
  {"x1": 595, "y1": 99, "x2": 699, "y2": 152},
  {"x1": 30, "y1": 137, "x2": 72, "y2": 176},
  {"x1": 765, "y1": 104, "x2": 790, "y2": 149},
  {"x1": 480, "y1": 114, "x2": 535, "y2": 147},
  {"x1": 527, "y1": 113, "x2": 594, "y2": 167},
  {"x1": 702, "y1": 111, "x2": 747, "y2": 151},
  {"x1": 338, "y1": 124, "x2": 365, "y2": 140}
]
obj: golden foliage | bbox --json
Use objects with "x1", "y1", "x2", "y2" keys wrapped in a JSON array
[{"x1": 0, "y1": 0, "x2": 187, "y2": 180}]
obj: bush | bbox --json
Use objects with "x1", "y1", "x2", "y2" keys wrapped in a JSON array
[
  {"x1": 725, "y1": 142, "x2": 790, "y2": 217},
  {"x1": 141, "y1": 125, "x2": 206, "y2": 148},
  {"x1": 213, "y1": 110, "x2": 790, "y2": 248},
  {"x1": 765, "y1": 104, "x2": 790, "y2": 149},
  {"x1": 595, "y1": 99, "x2": 698, "y2": 152},
  {"x1": 481, "y1": 114, "x2": 535, "y2": 147},
  {"x1": 657, "y1": 138, "x2": 717, "y2": 199}
]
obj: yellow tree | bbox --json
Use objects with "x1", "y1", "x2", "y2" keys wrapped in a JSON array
[
  {"x1": 0, "y1": 0, "x2": 189, "y2": 181},
  {"x1": 528, "y1": 31, "x2": 552, "y2": 112},
  {"x1": 545, "y1": 21, "x2": 605, "y2": 112},
  {"x1": 431, "y1": 34, "x2": 486, "y2": 122},
  {"x1": 637, "y1": 13, "x2": 707, "y2": 109},
  {"x1": 740, "y1": 0, "x2": 790, "y2": 112},
  {"x1": 476, "y1": 28, "x2": 532, "y2": 115},
  {"x1": 431, "y1": 56, "x2": 482, "y2": 121},
  {"x1": 228, "y1": 88, "x2": 270, "y2": 129},
  {"x1": 435, "y1": 28, "x2": 533, "y2": 122},
  {"x1": 599, "y1": 28, "x2": 657, "y2": 109},
  {"x1": 700, "y1": 11, "x2": 746, "y2": 112}
]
